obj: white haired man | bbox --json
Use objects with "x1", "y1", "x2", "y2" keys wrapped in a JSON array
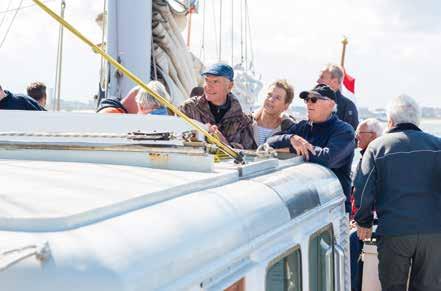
[
  {"x1": 350, "y1": 118, "x2": 383, "y2": 291},
  {"x1": 317, "y1": 64, "x2": 359, "y2": 130},
  {"x1": 355, "y1": 95, "x2": 441, "y2": 291},
  {"x1": 97, "y1": 80, "x2": 171, "y2": 115}
]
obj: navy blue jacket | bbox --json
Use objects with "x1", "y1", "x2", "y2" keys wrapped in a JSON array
[
  {"x1": 335, "y1": 90, "x2": 358, "y2": 130},
  {"x1": 267, "y1": 114, "x2": 355, "y2": 212},
  {"x1": 0, "y1": 91, "x2": 45, "y2": 111},
  {"x1": 355, "y1": 123, "x2": 441, "y2": 236}
]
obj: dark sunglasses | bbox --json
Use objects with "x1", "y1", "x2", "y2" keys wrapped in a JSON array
[{"x1": 303, "y1": 96, "x2": 330, "y2": 104}]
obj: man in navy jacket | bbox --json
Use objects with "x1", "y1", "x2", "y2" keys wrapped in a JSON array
[
  {"x1": 267, "y1": 84, "x2": 355, "y2": 212},
  {"x1": 0, "y1": 85, "x2": 45, "y2": 111},
  {"x1": 317, "y1": 64, "x2": 359, "y2": 130},
  {"x1": 355, "y1": 95, "x2": 441, "y2": 291}
]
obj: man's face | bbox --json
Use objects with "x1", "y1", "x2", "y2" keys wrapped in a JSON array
[
  {"x1": 203, "y1": 75, "x2": 233, "y2": 105},
  {"x1": 263, "y1": 85, "x2": 288, "y2": 115},
  {"x1": 356, "y1": 123, "x2": 377, "y2": 150},
  {"x1": 138, "y1": 102, "x2": 160, "y2": 115},
  {"x1": 317, "y1": 70, "x2": 339, "y2": 91},
  {"x1": 304, "y1": 93, "x2": 335, "y2": 122}
]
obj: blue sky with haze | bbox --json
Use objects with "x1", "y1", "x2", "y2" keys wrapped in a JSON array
[{"x1": 0, "y1": 0, "x2": 440, "y2": 109}]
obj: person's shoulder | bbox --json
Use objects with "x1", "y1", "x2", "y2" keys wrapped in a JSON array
[
  {"x1": 338, "y1": 91, "x2": 357, "y2": 108},
  {"x1": 97, "y1": 98, "x2": 127, "y2": 113},
  {"x1": 413, "y1": 130, "x2": 441, "y2": 145},
  {"x1": 13, "y1": 92, "x2": 44, "y2": 110},
  {"x1": 280, "y1": 113, "x2": 296, "y2": 130},
  {"x1": 182, "y1": 95, "x2": 205, "y2": 106}
]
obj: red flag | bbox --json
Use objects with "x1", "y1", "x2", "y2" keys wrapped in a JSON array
[{"x1": 343, "y1": 69, "x2": 355, "y2": 94}]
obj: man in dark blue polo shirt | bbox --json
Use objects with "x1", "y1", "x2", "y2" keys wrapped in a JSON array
[{"x1": 0, "y1": 84, "x2": 45, "y2": 111}]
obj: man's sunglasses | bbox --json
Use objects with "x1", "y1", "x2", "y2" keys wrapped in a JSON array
[{"x1": 303, "y1": 96, "x2": 330, "y2": 104}]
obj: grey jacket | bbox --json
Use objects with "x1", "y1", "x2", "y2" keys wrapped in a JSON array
[{"x1": 354, "y1": 123, "x2": 441, "y2": 236}]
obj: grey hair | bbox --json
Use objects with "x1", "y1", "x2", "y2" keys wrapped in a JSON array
[
  {"x1": 359, "y1": 118, "x2": 383, "y2": 136},
  {"x1": 387, "y1": 94, "x2": 421, "y2": 126},
  {"x1": 135, "y1": 80, "x2": 172, "y2": 108},
  {"x1": 323, "y1": 64, "x2": 344, "y2": 83}
]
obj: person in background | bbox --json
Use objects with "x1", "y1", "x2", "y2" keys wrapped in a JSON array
[
  {"x1": 355, "y1": 95, "x2": 441, "y2": 291},
  {"x1": 267, "y1": 84, "x2": 355, "y2": 213},
  {"x1": 189, "y1": 86, "x2": 204, "y2": 98},
  {"x1": 349, "y1": 118, "x2": 383, "y2": 291},
  {"x1": 0, "y1": 84, "x2": 45, "y2": 111},
  {"x1": 317, "y1": 64, "x2": 359, "y2": 130},
  {"x1": 180, "y1": 63, "x2": 255, "y2": 149},
  {"x1": 97, "y1": 80, "x2": 171, "y2": 115},
  {"x1": 27, "y1": 81, "x2": 47, "y2": 108},
  {"x1": 252, "y1": 79, "x2": 295, "y2": 146}
]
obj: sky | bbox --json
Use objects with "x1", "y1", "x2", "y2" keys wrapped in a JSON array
[{"x1": 0, "y1": 0, "x2": 440, "y2": 109}]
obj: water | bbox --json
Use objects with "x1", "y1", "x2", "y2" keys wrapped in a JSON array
[{"x1": 420, "y1": 119, "x2": 441, "y2": 137}]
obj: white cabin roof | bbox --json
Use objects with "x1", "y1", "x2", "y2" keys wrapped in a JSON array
[{"x1": 0, "y1": 159, "x2": 238, "y2": 232}]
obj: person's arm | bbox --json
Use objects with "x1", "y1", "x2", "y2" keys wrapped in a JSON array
[
  {"x1": 266, "y1": 123, "x2": 298, "y2": 151},
  {"x1": 266, "y1": 134, "x2": 295, "y2": 152},
  {"x1": 307, "y1": 128, "x2": 355, "y2": 168},
  {"x1": 227, "y1": 118, "x2": 257, "y2": 150},
  {"x1": 179, "y1": 100, "x2": 197, "y2": 120},
  {"x1": 354, "y1": 148, "x2": 377, "y2": 229}
]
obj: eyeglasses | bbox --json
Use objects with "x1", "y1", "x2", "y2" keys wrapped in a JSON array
[
  {"x1": 355, "y1": 131, "x2": 374, "y2": 135},
  {"x1": 303, "y1": 96, "x2": 330, "y2": 104}
]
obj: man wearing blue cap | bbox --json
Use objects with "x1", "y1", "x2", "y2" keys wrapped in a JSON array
[{"x1": 180, "y1": 63, "x2": 256, "y2": 149}]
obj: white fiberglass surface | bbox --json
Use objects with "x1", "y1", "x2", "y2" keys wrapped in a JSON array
[{"x1": 0, "y1": 159, "x2": 237, "y2": 229}]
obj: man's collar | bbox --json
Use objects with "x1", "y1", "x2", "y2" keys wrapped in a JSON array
[
  {"x1": 207, "y1": 93, "x2": 230, "y2": 108},
  {"x1": 386, "y1": 123, "x2": 422, "y2": 134},
  {"x1": 309, "y1": 113, "x2": 336, "y2": 125}
]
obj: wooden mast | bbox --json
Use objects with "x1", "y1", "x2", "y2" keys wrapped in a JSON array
[{"x1": 340, "y1": 36, "x2": 348, "y2": 68}]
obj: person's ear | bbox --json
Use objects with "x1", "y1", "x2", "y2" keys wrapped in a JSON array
[{"x1": 227, "y1": 81, "x2": 234, "y2": 91}]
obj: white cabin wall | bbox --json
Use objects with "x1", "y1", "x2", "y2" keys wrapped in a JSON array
[{"x1": 107, "y1": 0, "x2": 152, "y2": 99}]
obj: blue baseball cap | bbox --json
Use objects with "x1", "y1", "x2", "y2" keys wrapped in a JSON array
[{"x1": 201, "y1": 63, "x2": 234, "y2": 81}]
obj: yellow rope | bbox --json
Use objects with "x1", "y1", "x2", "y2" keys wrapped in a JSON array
[{"x1": 31, "y1": 0, "x2": 243, "y2": 164}]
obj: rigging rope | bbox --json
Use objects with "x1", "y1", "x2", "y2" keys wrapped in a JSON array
[
  {"x1": 0, "y1": 0, "x2": 55, "y2": 15},
  {"x1": 231, "y1": 0, "x2": 234, "y2": 65},
  {"x1": 0, "y1": 0, "x2": 14, "y2": 29},
  {"x1": 0, "y1": 0, "x2": 24, "y2": 50},
  {"x1": 211, "y1": 0, "x2": 219, "y2": 60},
  {"x1": 218, "y1": 0, "x2": 222, "y2": 61},
  {"x1": 31, "y1": 0, "x2": 243, "y2": 163},
  {"x1": 239, "y1": 0, "x2": 244, "y2": 65},
  {"x1": 199, "y1": 0, "x2": 206, "y2": 62},
  {"x1": 245, "y1": 0, "x2": 255, "y2": 71}
]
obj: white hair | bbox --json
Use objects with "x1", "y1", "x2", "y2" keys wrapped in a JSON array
[
  {"x1": 135, "y1": 80, "x2": 172, "y2": 108},
  {"x1": 359, "y1": 118, "x2": 383, "y2": 137},
  {"x1": 387, "y1": 94, "x2": 421, "y2": 126}
]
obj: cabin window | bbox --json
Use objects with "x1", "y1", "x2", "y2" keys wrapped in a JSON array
[
  {"x1": 265, "y1": 247, "x2": 302, "y2": 291},
  {"x1": 224, "y1": 278, "x2": 245, "y2": 291},
  {"x1": 309, "y1": 225, "x2": 334, "y2": 291}
]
